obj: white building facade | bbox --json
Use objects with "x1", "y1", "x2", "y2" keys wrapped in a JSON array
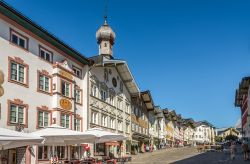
[
  {"x1": 88, "y1": 18, "x2": 140, "y2": 156},
  {"x1": 0, "y1": 2, "x2": 89, "y2": 163},
  {"x1": 193, "y1": 122, "x2": 215, "y2": 145},
  {"x1": 183, "y1": 126, "x2": 195, "y2": 145}
]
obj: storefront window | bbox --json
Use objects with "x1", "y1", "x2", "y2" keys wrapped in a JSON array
[
  {"x1": 55, "y1": 146, "x2": 67, "y2": 159},
  {"x1": 38, "y1": 146, "x2": 67, "y2": 160},
  {"x1": 70, "y1": 146, "x2": 82, "y2": 159},
  {"x1": 95, "y1": 143, "x2": 105, "y2": 156},
  {"x1": 38, "y1": 146, "x2": 49, "y2": 160}
]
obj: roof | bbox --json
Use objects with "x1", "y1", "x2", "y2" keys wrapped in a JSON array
[
  {"x1": 235, "y1": 76, "x2": 250, "y2": 107},
  {"x1": 216, "y1": 127, "x2": 240, "y2": 136},
  {"x1": 0, "y1": 1, "x2": 89, "y2": 65},
  {"x1": 154, "y1": 106, "x2": 164, "y2": 118},
  {"x1": 141, "y1": 90, "x2": 155, "y2": 111},
  {"x1": 195, "y1": 120, "x2": 215, "y2": 128},
  {"x1": 89, "y1": 55, "x2": 140, "y2": 95}
]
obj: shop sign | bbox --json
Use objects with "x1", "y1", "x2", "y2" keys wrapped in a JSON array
[
  {"x1": 60, "y1": 99, "x2": 72, "y2": 110},
  {"x1": 59, "y1": 70, "x2": 73, "y2": 80},
  {"x1": 138, "y1": 119, "x2": 147, "y2": 128}
]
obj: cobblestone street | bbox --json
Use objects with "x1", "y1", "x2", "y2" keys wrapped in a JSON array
[{"x1": 129, "y1": 146, "x2": 247, "y2": 164}]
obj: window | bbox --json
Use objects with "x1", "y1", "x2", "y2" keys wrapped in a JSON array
[
  {"x1": 139, "y1": 126, "x2": 141, "y2": 133},
  {"x1": 125, "y1": 103, "x2": 130, "y2": 113},
  {"x1": 10, "y1": 29, "x2": 28, "y2": 49},
  {"x1": 38, "y1": 146, "x2": 49, "y2": 160},
  {"x1": 39, "y1": 46, "x2": 52, "y2": 62},
  {"x1": 132, "y1": 123, "x2": 135, "y2": 131},
  {"x1": 61, "y1": 113, "x2": 70, "y2": 128},
  {"x1": 101, "y1": 115, "x2": 108, "y2": 127},
  {"x1": 145, "y1": 128, "x2": 148, "y2": 134},
  {"x1": 110, "y1": 117, "x2": 115, "y2": 129},
  {"x1": 118, "y1": 121, "x2": 123, "y2": 131},
  {"x1": 91, "y1": 112, "x2": 98, "y2": 124},
  {"x1": 104, "y1": 68, "x2": 109, "y2": 82},
  {"x1": 75, "y1": 89, "x2": 82, "y2": 104},
  {"x1": 10, "y1": 104, "x2": 24, "y2": 124},
  {"x1": 61, "y1": 81, "x2": 70, "y2": 97},
  {"x1": 72, "y1": 66, "x2": 82, "y2": 78},
  {"x1": 120, "y1": 81, "x2": 123, "y2": 92},
  {"x1": 95, "y1": 143, "x2": 105, "y2": 156},
  {"x1": 117, "y1": 99, "x2": 122, "y2": 109},
  {"x1": 91, "y1": 84, "x2": 98, "y2": 97},
  {"x1": 131, "y1": 106, "x2": 134, "y2": 115},
  {"x1": 126, "y1": 123, "x2": 130, "y2": 133},
  {"x1": 110, "y1": 94, "x2": 115, "y2": 106},
  {"x1": 38, "y1": 111, "x2": 49, "y2": 128},
  {"x1": 136, "y1": 125, "x2": 139, "y2": 132},
  {"x1": 75, "y1": 119, "x2": 81, "y2": 131},
  {"x1": 10, "y1": 61, "x2": 28, "y2": 85},
  {"x1": 100, "y1": 89, "x2": 107, "y2": 102},
  {"x1": 142, "y1": 112, "x2": 145, "y2": 120},
  {"x1": 39, "y1": 74, "x2": 50, "y2": 93},
  {"x1": 70, "y1": 146, "x2": 82, "y2": 159},
  {"x1": 55, "y1": 146, "x2": 67, "y2": 159}
]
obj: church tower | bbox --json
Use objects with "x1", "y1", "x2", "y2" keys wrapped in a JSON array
[{"x1": 96, "y1": 16, "x2": 116, "y2": 58}]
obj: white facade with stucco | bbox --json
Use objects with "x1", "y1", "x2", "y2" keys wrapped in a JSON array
[
  {"x1": 0, "y1": 5, "x2": 90, "y2": 163},
  {"x1": 194, "y1": 124, "x2": 215, "y2": 144}
]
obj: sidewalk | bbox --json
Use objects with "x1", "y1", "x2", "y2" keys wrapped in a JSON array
[{"x1": 130, "y1": 147, "x2": 183, "y2": 161}]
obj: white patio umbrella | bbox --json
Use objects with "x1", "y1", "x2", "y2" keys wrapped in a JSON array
[
  {"x1": 31, "y1": 124, "x2": 96, "y2": 145},
  {"x1": 31, "y1": 124, "x2": 97, "y2": 160},
  {"x1": 84, "y1": 128, "x2": 127, "y2": 143},
  {"x1": 0, "y1": 127, "x2": 44, "y2": 150},
  {"x1": 83, "y1": 128, "x2": 127, "y2": 157}
]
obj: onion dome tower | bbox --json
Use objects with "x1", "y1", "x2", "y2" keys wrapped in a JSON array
[{"x1": 96, "y1": 16, "x2": 116, "y2": 58}]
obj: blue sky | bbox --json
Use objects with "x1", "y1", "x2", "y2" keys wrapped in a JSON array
[{"x1": 4, "y1": 0, "x2": 250, "y2": 128}]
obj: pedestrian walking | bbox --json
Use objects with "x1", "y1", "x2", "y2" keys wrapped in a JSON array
[
  {"x1": 242, "y1": 139, "x2": 249, "y2": 161},
  {"x1": 230, "y1": 141, "x2": 236, "y2": 160}
]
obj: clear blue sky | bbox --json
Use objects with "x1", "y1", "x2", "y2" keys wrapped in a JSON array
[{"x1": 5, "y1": 0, "x2": 250, "y2": 128}]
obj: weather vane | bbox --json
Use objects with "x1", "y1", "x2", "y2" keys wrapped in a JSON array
[{"x1": 104, "y1": 0, "x2": 109, "y2": 23}]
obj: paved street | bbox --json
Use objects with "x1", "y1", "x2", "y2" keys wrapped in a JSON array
[{"x1": 129, "y1": 146, "x2": 248, "y2": 164}]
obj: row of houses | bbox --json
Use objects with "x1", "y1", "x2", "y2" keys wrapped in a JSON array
[{"x1": 0, "y1": 2, "x2": 215, "y2": 163}]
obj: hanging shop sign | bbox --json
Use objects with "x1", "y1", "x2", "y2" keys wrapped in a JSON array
[{"x1": 60, "y1": 98, "x2": 72, "y2": 110}]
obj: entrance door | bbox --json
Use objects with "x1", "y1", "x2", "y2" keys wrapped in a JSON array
[{"x1": 8, "y1": 149, "x2": 16, "y2": 164}]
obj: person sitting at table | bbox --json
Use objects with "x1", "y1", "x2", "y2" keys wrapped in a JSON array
[{"x1": 50, "y1": 155, "x2": 58, "y2": 164}]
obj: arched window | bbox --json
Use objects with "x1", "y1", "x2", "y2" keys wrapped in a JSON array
[
  {"x1": 90, "y1": 75, "x2": 100, "y2": 98},
  {"x1": 100, "y1": 82, "x2": 108, "y2": 102}
]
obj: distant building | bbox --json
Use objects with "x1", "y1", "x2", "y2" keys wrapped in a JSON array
[
  {"x1": 193, "y1": 121, "x2": 215, "y2": 144},
  {"x1": 216, "y1": 127, "x2": 240, "y2": 140}
]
